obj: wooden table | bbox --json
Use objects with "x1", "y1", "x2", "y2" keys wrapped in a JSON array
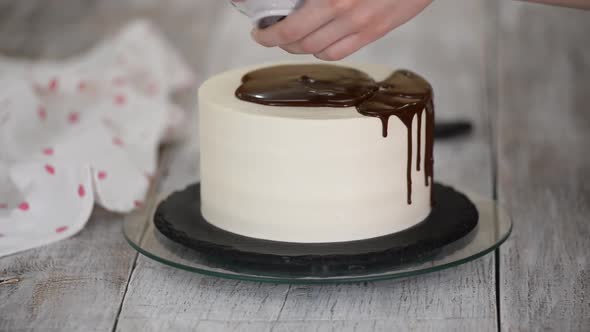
[{"x1": 1, "y1": 1, "x2": 588, "y2": 331}]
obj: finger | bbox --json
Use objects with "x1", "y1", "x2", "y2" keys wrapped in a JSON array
[
  {"x1": 313, "y1": 31, "x2": 381, "y2": 61},
  {"x1": 280, "y1": 44, "x2": 307, "y2": 54},
  {"x1": 314, "y1": 0, "x2": 432, "y2": 61},
  {"x1": 281, "y1": 9, "x2": 374, "y2": 55},
  {"x1": 251, "y1": 0, "x2": 348, "y2": 47}
]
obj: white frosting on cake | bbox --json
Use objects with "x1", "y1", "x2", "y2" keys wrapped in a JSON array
[{"x1": 198, "y1": 62, "x2": 431, "y2": 243}]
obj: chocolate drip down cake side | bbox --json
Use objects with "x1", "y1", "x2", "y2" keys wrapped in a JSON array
[{"x1": 195, "y1": 62, "x2": 456, "y2": 244}]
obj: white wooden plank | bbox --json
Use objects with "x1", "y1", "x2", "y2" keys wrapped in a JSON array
[
  {"x1": 0, "y1": 210, "x2": 136, "y2": 331},
  {"x1": 116, "y1": 1, "x2": 499, "y2": 331},
  {"x1": 497, "y1": 2, "x2": 590, "y2": 331}
]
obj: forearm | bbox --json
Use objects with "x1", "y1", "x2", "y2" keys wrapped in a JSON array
[{"x1": 520, "y1": 0, "x2": 590, "y2": 9}]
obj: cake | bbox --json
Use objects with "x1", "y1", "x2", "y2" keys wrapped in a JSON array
[{"x1": 198, "y1": 62, "x2": 434, "y2": 243}]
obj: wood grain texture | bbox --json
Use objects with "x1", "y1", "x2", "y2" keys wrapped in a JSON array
[
  {"x1": 0, "y1": 210, "x2": 136, "y2": 331},
  {"x1": 7, "y1": 0, "x2": 588, "y2": 330},
  {"x1": 497, "y1": 2, "x2": 590, "y2": 331},
  {"x1": 115, "y1": 1, "x2": 499, "y2": 331}
]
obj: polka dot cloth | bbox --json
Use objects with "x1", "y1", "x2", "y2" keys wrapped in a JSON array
[{"x1": 0, "y1": 21, "x2": 195, "y2": 257}]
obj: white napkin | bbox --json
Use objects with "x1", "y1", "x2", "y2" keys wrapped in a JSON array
[{"x1": 0, "y1": 20, "x2": 195, "y2": 257}]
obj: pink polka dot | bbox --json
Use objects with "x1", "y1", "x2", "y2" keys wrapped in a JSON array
[
  {"x1": 97, "y1": 171, "x2": 107, "y2": 180},
  {"x1": 45, "y1": 164, "x2": 55, "y2": 175},
  {"x1": 48, "y1": 78, "x2": 58, "y2": 91},
  {"x1": 0, "y1": 203, "x2": 7, "y2": 209},
  {"x1": 42, "y1": 147, "x2": 54, "y2": 156},
  {"x1": 114, "y1": 94, "x2": 127, "y2": 106},
  {"x1": 18, "y1": 202, "x2": 29, "y2": 211},
  {"x1": 68, "y1": 112, "x2": 80, "y2": 124},
  {"x1": 38, "y1": 106, "x2": 47, "y2": 120},
  {"x1": 134, "y1": 200, "x2": 143, "y2": 208},
  {"x1": 55, "y1": 226, "x2": 68, "y2": 233},
  {"x1": 78, "y1": 185, "x2": 86, "y2": 198},
  {"x1": 113, "y1": 137, "x2": 124, "y2": 147},
  {"x1": 78, "y1": 81, "x2": 87, "y2": 91}
]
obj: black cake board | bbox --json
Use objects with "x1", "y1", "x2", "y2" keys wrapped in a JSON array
[{"x1": 153, "y1": 183, "x2": 479, "y2": 274}]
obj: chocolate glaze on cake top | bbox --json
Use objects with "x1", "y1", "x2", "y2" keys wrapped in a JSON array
[
  {"x1": 235, "y1": 64, "x2": 434, "y2": 205},
  {"x1": 236, "y1": 64, "x2": 377, "y2": 107}
]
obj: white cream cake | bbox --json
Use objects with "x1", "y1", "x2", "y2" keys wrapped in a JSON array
[{"x1": 198, "y1": 62, "x2": 434, "y2": 243}]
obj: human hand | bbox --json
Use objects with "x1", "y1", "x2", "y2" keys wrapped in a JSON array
[{"x1": 251, "y1": 0, "x2": 433, "y2": 61}]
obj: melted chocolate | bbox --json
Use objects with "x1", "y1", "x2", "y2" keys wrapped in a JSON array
[
  {"x1": 235, "y1": 64, "x2": 434, "y2": 205},
  {"x1": 236, "y1": 64, "x2": 377, "y2": 107}
]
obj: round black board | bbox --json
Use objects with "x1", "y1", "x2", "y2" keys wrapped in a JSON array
[{"x1": 153, "y1": 183, "x2": 479, "y2": 274}]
